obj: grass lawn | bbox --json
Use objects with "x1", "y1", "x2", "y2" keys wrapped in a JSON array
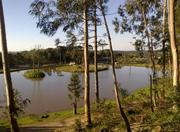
[
  {"x1": 56, "y1": 64, "x2": 108, "y2": 72},
  {"x1": 0, "y1": 108, "x2": 84, "y2": 127}
]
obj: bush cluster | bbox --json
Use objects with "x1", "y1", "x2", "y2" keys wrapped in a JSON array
[{"x1": 24, "y1": 70, "x2": 45, "y2": 79}]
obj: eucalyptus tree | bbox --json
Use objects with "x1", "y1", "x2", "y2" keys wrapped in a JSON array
[
  {"x1": 29, "y1": 0, "x2": 88, "y2": 37},
  {"x1": 168, "y1": 0, "x2": 180, "y2": 107},
  {"x1": 98, "y1": 39, "x2": 108, "y2": 55},
  {"x1": 28, "y1": 48, "x2": 37, "y2": 71},
  {"x1": 175, "y1": 2, "x2": 180, "y2": 93},
  {"x1": 55, "y1": 38, "x2": 62, "y2": 64},
  {"x1": 29, "y1": 0, "x2": 93, "y2": 126},
  {"x1": 55, "y1": 38, "x2": 61, "y2": 47},
  {"x1": 175, "y1": 0, "x2": 180, "y2": 44},
  {"x1": 133, "y1": 39, "x2": 145, "y2": 58},
  {"x1": 0, "y1": 0, "x2": 19, "y2": 131},
  {"x1": 93, "y1": 0, "x2": 99, "y2": 104},
  {"x1": 113, "y1": 0, "x2": 164, "y2": 110},
  {"x1": 98, "y1": 0, "x2": 131, "y2": 131},
  {"x1": 162, "y1": 0, "x2": 168, "y2": 98},
  {"x1": 36, "y1": 45, "x2": 41, "y2": 72},
  {"x1": 83, "y1": 0, "x2": 92, "y2": 126},
  {"x1": 58, "y1": 0, "x2": 101, "y2": 106}
]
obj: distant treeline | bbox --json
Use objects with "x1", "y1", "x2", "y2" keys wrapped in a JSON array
[
  {"x1": 0, "y1": 47, "x2": 126, "y2": 68},
  {"x1": 0, "y1": 46, "x2": 165, "y2": 69}
]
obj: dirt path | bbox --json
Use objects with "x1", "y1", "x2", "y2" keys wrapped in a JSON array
[{"x1": 23, "y1": 114, "x2": 85, "y2": 131}]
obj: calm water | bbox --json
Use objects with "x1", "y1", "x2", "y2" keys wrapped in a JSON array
[{"x1": 0, "y1": 66, "x2": 152, "y2": 114}]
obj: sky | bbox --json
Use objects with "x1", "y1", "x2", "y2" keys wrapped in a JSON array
[{"x1": 2, "y1": 0, "x2": 135, "y2": 52}]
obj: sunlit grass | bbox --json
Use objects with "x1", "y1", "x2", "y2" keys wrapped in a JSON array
[
  {"x1": 0, "y1": 108, "x2": 84, "y2": 127},
  {"x1": 56, "y1": 64, "x2": 108, "y2": 72}
]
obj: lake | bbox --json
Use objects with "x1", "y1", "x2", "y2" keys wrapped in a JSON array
[{"x1": 0, "y1": 66, "x2": 152, "y2": 114}]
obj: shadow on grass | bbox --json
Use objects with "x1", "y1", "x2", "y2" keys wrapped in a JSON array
[{"x1": 0, "y1": 126, "x2": 64, "y2": 132}]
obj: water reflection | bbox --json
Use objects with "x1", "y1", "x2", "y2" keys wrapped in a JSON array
[
  {"x1": 31, "y1": 80, "x2": 44, "y2": 113},
  {"x1": 0, "y1": 66, "x2": 152, "y2": 114}
]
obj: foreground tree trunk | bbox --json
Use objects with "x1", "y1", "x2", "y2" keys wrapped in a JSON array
[
  {"x1": 168, "y1": 0, "x2": 180, "y2": 107},
  {"x1": 99, "y1": 1, "x2": 131, "y2": 131},
  {"x1": 94, "y1": 0, "x2": 99, "y2": 104},
  {"x1": 150, "y1": 75, "x2": 154, "y2": 112},
  {"x1": 162, "y1": 0, "x2": 167, "y2": 99},
  {"x1": 0, "y1": 0, "x2": 19, "y2": 131},
  {"x1": 83, "y1": 0, "x2": 92, "y2": 126}
]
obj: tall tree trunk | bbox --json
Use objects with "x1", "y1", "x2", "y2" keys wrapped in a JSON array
[
  {"x1": 0, "y1": 0, "x2": 19, "y2": 131},
  {"x1": 168, "y1": 0, "x2": 180, "y2": 107},
  {"x1": 150, "y1": 75, "x2": 154, "y2": 112},
  {"x1": 83, "y1": 0, "x2": 92, "y2": 126},
  {"x1": 169, "y1": 49, "x2": 173, "y2": 84},
  {"x1": 60, "y1": 47, "x2": 62, "y2": 64},
  {"x1": 162, "y1": 0, "x2": 167, "y2": 99},
  {"x1": 33, "y1": 54, "x2": 35, "y2": 72},
  {"x1": 73, "y1": 101, "x2": 77, "y2": 115},
  {"x1": 38, "y1": 57, "x2": 40, "y2": 72},
  {"x1": 37, "y1": 45, "x2": 40, "y2": 72},
  {"x1": 94, "y1": 0, "x2": 99, "y2": 104},
  {"x1": 141, "y1": 6, "x2": 157, "y2": 109},
  {"x1": 99, "y1": 1, "x2": 131, "y2": 132}
]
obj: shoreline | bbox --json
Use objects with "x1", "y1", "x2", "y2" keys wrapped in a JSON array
[
  {"x1": 0, "y1": 63, "x2": 154, "y2": 74},
  {"x1": 0, "y1": 86, "x2": 147, "y2": 128},
  {"x1": 0, "y1": 64, "x2": 109, "y2": 74},
  {"x1": 0, "y1": 83, "x2": 177, "y2": 131}
]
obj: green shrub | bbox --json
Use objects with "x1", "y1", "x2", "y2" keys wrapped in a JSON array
[
  {"x1": 24, "y1": 70, "x2": 45, "y2": 79},
  {"x1": 73, "y1": 119, "x2": 83, "y2": 132},
  {"x1": 94, "y1": 100, "x2": 121, "y2": 131}
]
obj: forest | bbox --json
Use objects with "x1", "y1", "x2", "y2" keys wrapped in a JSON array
[{"x1": 0, "y1": 0, "x2": 180, "y2": 132}]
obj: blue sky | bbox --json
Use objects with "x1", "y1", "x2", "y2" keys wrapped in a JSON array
[{"x1": 2, "y1": 0, "x2": 134, "y2": 51}]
